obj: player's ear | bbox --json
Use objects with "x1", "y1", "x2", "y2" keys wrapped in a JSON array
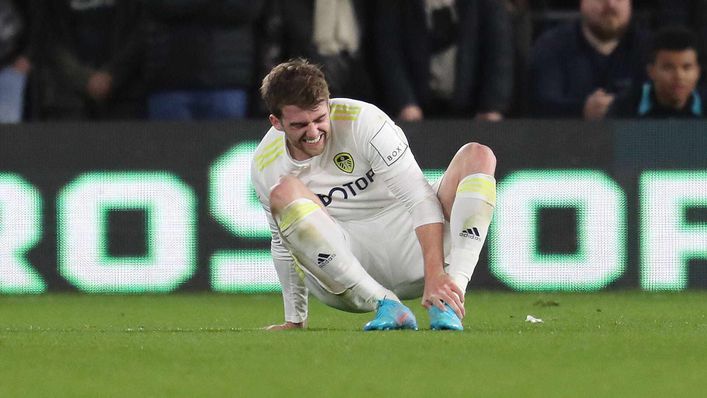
[{"x1": 269, "y1": 114, "x2": 284, "y2": 131}]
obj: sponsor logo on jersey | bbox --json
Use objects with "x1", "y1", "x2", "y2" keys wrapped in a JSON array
[
  {"x1": 383, "y1": 143, "x2": 407, "y2": 165},
  {"x1": 370, "y1": 121, "x2": 408, "y2": 166},
  {"x1": 459, "y1": 227, "x2": 481, "y2": 241},
  {"x1": 334, "y1": 152, "x2": 355, "y2": 173},
  {"x1": 317, "y1": 253, "x2": 336, "y2": 268},
  {"x1": 316, "y1": 169, "x2": 375, "y2": 206}
]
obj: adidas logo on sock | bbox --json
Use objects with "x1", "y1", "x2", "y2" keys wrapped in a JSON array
[
  {"x1": 317, "y1": 253, "x2": 336, "y2": 268},
  {"x1": 459, "y1": 227, "x2": 481, "y2": 240}
]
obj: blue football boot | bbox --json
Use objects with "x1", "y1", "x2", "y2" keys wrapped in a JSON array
[
  {"x1": 363, "y1": 299, "x2": 418, "y2": 331},
  {"x1": 429, "y1": 303, "x2": 464, "y2": 331}
]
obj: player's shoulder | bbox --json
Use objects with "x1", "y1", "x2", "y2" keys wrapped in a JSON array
[
  {"x1": 330, "y1": 98, "x2": 390, "y2": 125},
  {"x1": 329, "y1": 98, "x2": 395, "y2": 148},
  {"x1": 251, "y1": 126, "x2": 286, "y2": 176}
]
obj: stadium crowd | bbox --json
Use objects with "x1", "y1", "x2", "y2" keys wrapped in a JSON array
[{"x1": 1, "y1": 0, "x2": 706, "y2": 123}]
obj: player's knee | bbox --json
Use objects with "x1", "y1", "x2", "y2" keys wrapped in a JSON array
[
  {"x1": 459, "y1": 142, "x2": 496, "y2": 174},
  {"x1": 269, "y1": 175, "x2": 302, "y2": 211},
  {"x1": 461, "y1": 142, "x2": 496, "y2": 164}
]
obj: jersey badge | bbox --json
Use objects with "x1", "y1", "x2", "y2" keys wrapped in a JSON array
[{"x1": 334, "y1": 152, "x2": 355, "y2": 173}]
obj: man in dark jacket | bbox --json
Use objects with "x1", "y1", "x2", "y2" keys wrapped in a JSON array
[
  {"x1": 374, "y1": 0, "x2": 513, "y2": 121},
  {"x1": 529, "y1": 0, "x2": 649, "y2": 119},
  {"x1": 609, "y1": 26, "x2": 703, "y2": 118},
  {"x1": 143, "y1": 0, "x2": 264, "y2": 120},
  {"x1": 37, "y1": 0, "x2": 145, "y2": 120}
]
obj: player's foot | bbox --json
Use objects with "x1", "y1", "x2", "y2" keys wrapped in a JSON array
[
  {"x1": 363, "y1": 299, "x2": 418, "y2": 331},
  {"x1": 429, "y1": 303, "x2": 464, "y2": 331}
]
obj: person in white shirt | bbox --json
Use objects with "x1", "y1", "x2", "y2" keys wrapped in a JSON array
[{"x1": 251, "y1": 59, "x2": 497, "y2": 331}]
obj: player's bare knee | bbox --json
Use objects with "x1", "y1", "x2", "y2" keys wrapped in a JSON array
[
  {"x1": 458, "y1": 142, "x2": 496, "y2": 175},
  {"x1": 269, "y1": 176, "x2": 303, "y2": 212}
]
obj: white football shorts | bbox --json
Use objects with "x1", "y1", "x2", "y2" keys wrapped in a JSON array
[{"x1": 304, "y1": 178, "x2": 453, "y2": 307}]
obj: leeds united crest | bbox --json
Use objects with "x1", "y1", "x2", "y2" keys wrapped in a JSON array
[{"x1": 334, "y1": 152, "x2": 354, "y2": 173}]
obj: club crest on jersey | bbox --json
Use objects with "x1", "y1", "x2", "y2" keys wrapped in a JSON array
[{"x1": 334, "y1": 152, "x2": 354, "y2": 173}]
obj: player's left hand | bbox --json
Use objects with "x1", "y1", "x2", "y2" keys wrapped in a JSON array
[{"x1": 421, "y1": 272, "x2": 465, "y2": 319}]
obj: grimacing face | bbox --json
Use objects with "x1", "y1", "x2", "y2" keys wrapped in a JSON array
[
  {"x1": 269, "y1": 101, "x2": 331, "y2": 161},
  {"x1": 581, "y1": 0, "x2": 631, "y2": 41},
  {"x1": 648, "y1": 49, "x2": 701, "y2": 109}
]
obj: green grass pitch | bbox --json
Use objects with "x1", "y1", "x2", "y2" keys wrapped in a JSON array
[{"x1": 1, "y1": 291, "x2": 706, "y2": 397}]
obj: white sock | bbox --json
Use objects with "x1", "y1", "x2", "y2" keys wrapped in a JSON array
[
  {"x1": 446, "y1": 174, "x2": 496, "y2": 292},
  {"x1": 277, "y1": 199, "x2": 398, "y2": 311}
]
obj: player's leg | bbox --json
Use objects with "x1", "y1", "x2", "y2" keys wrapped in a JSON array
[
  {"x1": 269, "y1": 175, "x2": 417, "y2": 330},
  {"x1": 437, "y1": 142, "x2": 497, "y2": 293},
  {"x1": 426, "y1": 143, "x2": 496, "y2": 330},
  {"x1": 342, "y1": 204, "x2": 427, "y2": 301}
]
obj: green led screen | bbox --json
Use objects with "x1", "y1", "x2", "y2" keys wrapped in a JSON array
[{"x1": 0, "y1": 120, "x2": 705, "y2": 293}]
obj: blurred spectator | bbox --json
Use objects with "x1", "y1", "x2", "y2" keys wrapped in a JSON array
[
  {"x1": 0, "y1": 0, "x2": 29, "y2": 123},
  {"x1": 143, "y1": 0, "x2": 264, "y2": 120},
  {"x1": 36, "y1": 0, "x2": 145, "y2": 120},
  {"x1": 374, "y1": 0, "x2": 514, "y2": 121},
  {"x1": 529, "y1": 0, "x2": 649, "y2": 119},
  {"x1": 528, "y1": 0, "x2": 581, "y2": 41},
  {"x1": 259, "y1": 0, "x2": 376, "y2": 106},
  {"x1": 609, "y1": 26, "x2": 704, "y2": 118},
  {"x1": 505, "y1": 0, "x2": 533, "y2": 116},
  {"x1": 654, "y1": 1, "x2": 707, "y2": 65}
]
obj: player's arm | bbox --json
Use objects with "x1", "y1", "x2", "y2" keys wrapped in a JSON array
[
  {"x1": 415, "y1": 223, "x2": 465, "y2": 318},
  {"x1": 385, "y1": 165, "x2": 465, "y2": 319},
  {"x1": 269, "y1": 249, "x2": 307, "y2": 330},
  {"x1": 263, "y1": 206, "x2": 309, "y2": 330}
]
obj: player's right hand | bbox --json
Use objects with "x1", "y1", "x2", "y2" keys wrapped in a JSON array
[
  {"x1": 422, "y1": 272, "x2": 465, "y2": 320},
  {"x1": 264, "y1": 321, "x2": 307, "y2": 331}
]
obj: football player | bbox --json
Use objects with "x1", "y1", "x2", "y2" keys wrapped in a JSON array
[{"x1": 251, "y1": 59, "x2": 496, "y2": 331}]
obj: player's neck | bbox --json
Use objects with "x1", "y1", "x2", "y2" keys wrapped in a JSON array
[{"x1": 286, "y1": 142, "x2": 314, "y2": 162}]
